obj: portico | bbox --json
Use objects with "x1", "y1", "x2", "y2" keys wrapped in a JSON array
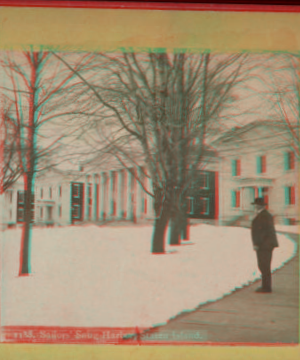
[
  {"x1": 75, "y1": 168, "x2": 155, "y2": 224},
  {"x1": 237, "y1": 177, "x2": 273, "y2": 211}
]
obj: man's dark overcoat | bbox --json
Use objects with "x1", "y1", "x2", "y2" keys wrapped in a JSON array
[
  {"x1": 251, "y1": 209, "x2": 279, "y2": 250},
  {"x1": 251, "y1": 208, "x2": 279, "y2": 291}
]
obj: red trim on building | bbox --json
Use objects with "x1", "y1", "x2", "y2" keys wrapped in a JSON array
[
  {"x1": 236, "y1": 159, "x2": 241, "y2": 177},
  {"x1": 236, "y1": 190, "x2": 240, "y2": 208},
  {"x1": 291, "y1": 185, "x2": 296, "y2": 205},
  {"x1": 261, "y1": 155, "x2": 267, "y2": 173},
  {"x1": 1, "y1": 1, "x2": 300, "y2": 13}
]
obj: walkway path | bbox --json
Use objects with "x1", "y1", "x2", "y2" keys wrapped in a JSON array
[{"x1": 142, "y1": 233, "x2": 299, "y2": 344}]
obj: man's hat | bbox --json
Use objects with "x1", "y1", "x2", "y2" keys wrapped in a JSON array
[{"x1": 251, "y1": 197, "x2": 266, "y2": 206}]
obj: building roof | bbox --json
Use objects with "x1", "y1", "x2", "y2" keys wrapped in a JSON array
[
  {"x1": 212, "y1": 120, "x2": 298, "y2": 147},
  {"x1": 82, "y1": 143, "x2": 219, "y2": 173}
]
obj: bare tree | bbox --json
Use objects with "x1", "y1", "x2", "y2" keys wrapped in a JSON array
[
  {"x1": 253, "y1": 54, "x2": 299, "y2": 157},
  {"x1": 1, "y1": 100, "x2": 23, "y2": 193},
  {"x1": 54, "y1": 51, "x2": 249, "y2": 253},
  {"x1": 0, "y1": 50, "x2": 93, "y2": 275}
]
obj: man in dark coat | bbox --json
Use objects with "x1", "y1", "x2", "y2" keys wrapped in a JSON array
[{"x1": 251, "y1": 197, "x2": 279, "y2": 293}]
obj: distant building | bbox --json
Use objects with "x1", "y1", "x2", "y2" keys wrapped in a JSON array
[
  {"x1": 0, "y1": 148, "x2": 218, "y2": 228},
  {"x1": 213, "y1": 121, "x2": 298, "y2": 226},
  {"x1": 0, "y1": 121, "x2": 298, "y2": 228}
]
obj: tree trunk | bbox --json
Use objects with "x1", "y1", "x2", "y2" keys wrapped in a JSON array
[
  {"x1": 181, "y1": 213, "x2": 190, "y2": 240},
  {"x1": 151, "y1": 198, "x2": 170, "y2": 254},
  {"x1": 19, "y1": 173, "x2": 33, "y2": 275},
  {"x1": 169, "y1": 211, "x2": 181, "y2": 245},
  {"x1": 169, "y1": 195, "x2": 189, "y2": 244},
  {"x1": 19, "y1": 53, "x2": 38, "y2": 276}
]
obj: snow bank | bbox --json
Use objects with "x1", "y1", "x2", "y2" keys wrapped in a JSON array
[{"x1": 0, "y1": 224, "x2": 297, "y2": 328}]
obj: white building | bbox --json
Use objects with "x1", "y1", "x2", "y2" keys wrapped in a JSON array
[
  {"x1": 0, "y1": 121, "x2": 298, "y2": 228},
  {"x1": 213, "y1": 121, "x2": 298, "y2": 226}
]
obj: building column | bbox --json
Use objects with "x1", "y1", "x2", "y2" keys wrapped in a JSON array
[
  {"x1": 126, "y1": 170, "x2": 134, "y2": 221},
  {"x1": 251, "y1": 188, "x2": 254, "y2": 209},
  {"x1": 136, "y1": 167, "x2": 143, "y2": 220},
  {"x1": 13, "y1": 189, "x2": 20, "y2": 224},
  {"x1": 62, "y1": 183, "x2": 72, "y2": 226},
  {"x1": 248, "y1": 187, "x2": 252, "y2": 210},
  {"x1": 108, "y1": 171, "x2": 114, "y2": 218},
  {"x1": 99, "y1": 172, "x2": 106, "y2": 221},
  {"x1": 258, "y1": 187, "x2": 263, "y2": 197},
  {"x1": 146, "y1": 176, "x2": 154, "y2": 218},
  {"x1": 243, "y1": 187, "x2": 251, "y2": 211},
  {"x1": 84, "y1": 175, "x2": 89, "y2": 221},
  {"x1": 51, "y1": 187, "x2": 58, "y2": 225},
  {"x1": 117, "y1": 170, "x2": 124, "y2": 219},
  {"x1": 92, "y1": 174, "x2": 98, "y2": 221}
]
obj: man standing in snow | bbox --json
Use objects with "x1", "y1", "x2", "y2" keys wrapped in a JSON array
[{"x1": 251, "y1": 197, "x2": 279, "y2": 293}]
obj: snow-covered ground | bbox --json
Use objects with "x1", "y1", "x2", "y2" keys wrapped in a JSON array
[{"x1": 0, "y1": 224, "x2": 297, "y2": 328}]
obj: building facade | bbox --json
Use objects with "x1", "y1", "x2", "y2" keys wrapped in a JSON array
[
  {"x1": 0, "y1": 121, "x2": 298, "y2": 228},
  {"x1": 214, "y1": 121, "x2": 299, "y2": 226},
  {"x1": 0, "y1": 154, "x2": 218, "y2": 228}
]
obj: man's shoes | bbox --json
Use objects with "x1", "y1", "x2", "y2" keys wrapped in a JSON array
[{"x1": 255, "y1": 287, "x2": 272, "y2": 293}]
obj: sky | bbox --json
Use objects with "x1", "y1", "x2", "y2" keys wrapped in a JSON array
[{"x1": 1, "y1": 51, "x2": 298, "y2": 174}]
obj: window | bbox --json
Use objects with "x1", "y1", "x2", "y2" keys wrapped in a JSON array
[
  {"x1": 71, "y1": 183, "x2": 83, "y2": 223},
  {"x1": 88, "y1": 183, "x2": 92, "y2": 218},
  {"x1": 199, "y1": 197, "x2": 209, "y2": 215},
  {"x1": 17, "y1": 208, "x2": 24, "y2": 222},
  {"x1": 59, "y1": 186, "x2": 62, "y2": 197},
  {"x1": 257, "y1": 155, "x2": 266, "y2": 174},
  {"x1": 49, "y1": 187, "x2": 52, "y2": 199},
  {"x1": 40, "y1": 187, "x2": 43, "y2": 199},
  {"x1": 73, "y1": 204, "x2": 81, "y2": 219},
  {"x1": 199, "y1": 172, "x2": 209, "y2": 189},
  {"x1": 59, "y1": 205, "x2": 62, "y2": 217},
  {"x1": 40, "y1": 207, "x2": 43, "y2": 219},
  {"x1": 18, "y1": 191, "x2": 25, "y2": 204},
  {"x1": 261, "y1": 187, "x2": 269, "y2": 210},
  {"x1": 285, "y1": 186, "x2": 295, "y2": 205},
  {"x1": 232, "y1": 159, "x2": 241, "y2": 177},
  {"x1": 73, "y1": 184, "x2": 80, "y2": 198},
  {"x1": 286, "y1": 218, "x2": 296, "y2": 225},
  {"x1": 17, "y1": 191, "x2": 34, "y2": 223},
  {"x1": 232, "y1": 190, "x2": 241, "y2": 208},
  {"x1": 285, "y1": 151, "x2": 295, "y2": 171},
  {"x1": 47, "y1": 206, "x2": 53, "y2": 221},
  {"x1": 187, "y1": 197, "x2": 194, "y2": 215}
]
